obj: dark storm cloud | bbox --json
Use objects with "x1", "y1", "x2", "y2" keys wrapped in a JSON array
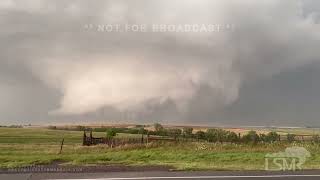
[{"x1": 0, "y1": 0, "x2": 320, "y2": 126}]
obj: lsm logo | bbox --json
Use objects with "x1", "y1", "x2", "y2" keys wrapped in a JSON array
[{"x1": 265, "y1": 147, "x2": 310, "y2": 171}]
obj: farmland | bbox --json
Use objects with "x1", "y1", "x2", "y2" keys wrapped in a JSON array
[{"x1": 1, "y1": 127, "x2": 320, "y2": 170}]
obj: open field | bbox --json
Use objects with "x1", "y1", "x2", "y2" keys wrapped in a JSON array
[{"x1": 1, "y1": 127, "x2": 320, "y2": 170}]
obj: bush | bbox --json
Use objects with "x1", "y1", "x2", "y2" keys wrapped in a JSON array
[
  {"x1": 287, "y1": 133, "x2": 296, "y2": 143},
  {"x1": 312, "y1": 135, "x2": 320, "y2": 143},
  {"x1": 48, "y1": 126, "x2": 57, "y2": 130},
  {"x1": 259, "y1": 134, "x2": 267, "y2": 142},
  {"x1": 154, "y1": 123, "x2": 164, "y2": 132},
  {"x1": 183, "y1": 127, "x2": 194, "y2": 138},
  {"x1": 152, "y1": 128, "x2": 169, "y2": 136},
  {"x1": 106, "y1": 128, "x2": 117, "y2": 138},
  {"x1": 205, "y1": 129, "x2": 218, "y2": 142},
  {"x1": 75, "y1": 126, "x2": 86, "y2": 131},
  {"x1": 242, "y1": 131, "x2": 260, "y2": 144},
  {"x1": 140, "y1": 127, "x2": 147, "y2": 134},
  {"x1": 226, "y1": 131, "x2": 239, "y2": 143},
  {"x1": 195, "y1": 131, "x2": 206, "y2": 140},
  {"x1": 206, "y1": 129, "x2": 228, "y2": 143},
  {"x1": 135, "y1": 125, "x2": 145, "y2": 128},
  {"x1": 126, "y1": 128, "x2": 140, "y2": 134},
  {"x1": 8, "y1": 125, "x2": 23, "y2": 128},
  {"x1": 168, "y1": 128, "x2": 182, "y2": 139},
  {"x1": 261, "y1": 132, "x2": 280, "y2": 142}
]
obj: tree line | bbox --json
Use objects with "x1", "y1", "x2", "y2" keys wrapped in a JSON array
[
  {"x1": 48, "y1": 123, "x2": 320, "y2": 143},
  {"x1": 148, "y1": 123, "x2": 320, "y2": 143}
]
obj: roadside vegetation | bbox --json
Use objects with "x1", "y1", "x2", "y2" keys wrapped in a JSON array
[
  {"x1": 1, "y1": 125, "x2": 320, "y2": 170},
  {"x1": 48, "y1": 123, "x2": 318, "y2": 144}
]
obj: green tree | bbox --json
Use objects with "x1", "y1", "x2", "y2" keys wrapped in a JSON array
[
  {"x1": 154, "y1": 123, "x2": 164, "y2": 132},
  {"x1": 242, "y1": 131, "x2": 260, "y2": 144},
  {"x1": 206, "y1": 129, "x2": 218, "y2": 142},
  {"x1": 226, "y1": 131, "x2": 239, "y2": 143},
  {"x1": 259, "y1": 134, "x2": 267, "y2": 142},
  {"x1": 266, "y1": 132, "x2": 280, "y2": 142},
  {"x1": 206, "y1": 129, "x2": 228, "y2": 143},
  {"x1": 106, "y1": 128, "x2": 117, "y2": 139}
]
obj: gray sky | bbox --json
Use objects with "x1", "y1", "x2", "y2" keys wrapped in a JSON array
[{"x1": 1, "y1": 0, "x2": 320, "y2": 126}]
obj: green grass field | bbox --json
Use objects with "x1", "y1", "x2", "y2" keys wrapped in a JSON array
[{"x1": 1, "y1": 127, "x2": 320, "y2": 170}]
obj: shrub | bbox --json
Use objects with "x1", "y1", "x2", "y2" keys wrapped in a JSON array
[
  {"x1": 154, "y1": 123, "x2": 164, "y2": 132},
  {"x1": 205, "y1": 129, "x2": 218, "y2": 142},
  {"x1": 135, "y1": 125, "x2": 145, "y2": 128},
  {"x1": 139, "y1": 127, "x2": 147, "y2": 134},
  {"x1": 153, "y1": 128, "x2": 169, "y2": 136},
  {"x1": 259, "y1": 134, "x2": 267, "y2": 142},
  {"x1": 168, "y1": 128, "x2": 182, "y2": 139},
  {"x1": 242, "y1": 131, "x2": 260, "y2": 144},
  {"x1": 312, "y1": 135, "x2": 320, "y2": 143},
  {"x1": 106, "y1": 128, "x2": 117, "y2": 139},
  {"x1": 226, "y1": 131, "x2": 239, "y2": 143},
  {"x1": 183, "y1": 127, "x2": 194, "y2": 138},
  {"x1": 206, "y1": 129, "x2": 229, "y2": 143},
  {"x1": 75, "y1": 126, "x2": 86, "y2": 131},
  {"x1": 264, "y1": 132, "x2": 280, "y2": 142},
  {"x1": 48, "y1": 126, "x2": 57, "y2": 130},
  {"x1": 195, "y1": 131, "x2": 206, "y2": 140},
  {"x1": 287, "y1": 133, "x2": 296, "y2": 143}
]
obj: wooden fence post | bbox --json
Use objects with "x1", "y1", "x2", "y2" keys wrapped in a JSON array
[
  {"x1": 83, "y1": 131, "x2": 86, "y2": 146},
  {"x1": 90, "y1": 131, "x2": 93, "y2": 145},
  {"x1": 141, "y1": 134, "x2": 144, "y2": 144},
  {"x1": 59, "y1": 138, "x2": 64, "y2": 154}
]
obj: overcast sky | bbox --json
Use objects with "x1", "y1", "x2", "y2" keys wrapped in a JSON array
[{"x1": 1, "y1": 0, "x2": 320, "y2": 126}]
